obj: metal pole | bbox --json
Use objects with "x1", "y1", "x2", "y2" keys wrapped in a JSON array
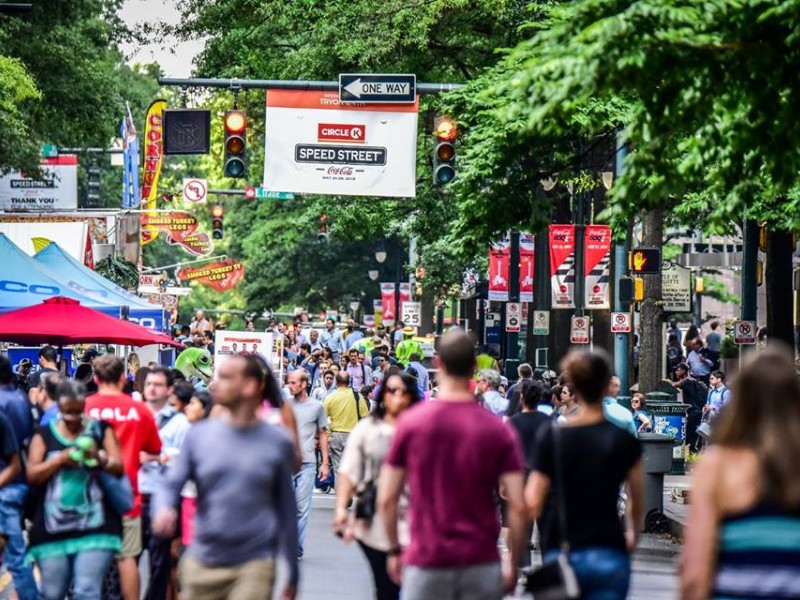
[
  {"x1": 613, "y1": 134, "x2": 630, "y2": 391},
  {"x1": 158, "y1": 77, "x2": 464, "y2": 95},
  {"x1": 506, "y1": 231, "x2": 521, "y2": 377},
  {"x1": 741, "y1": 219, "x2": 759, "y2": 351},
  {"x1": 534, "y1": 227, "x2": 550, "y2": 367},
  {"x1": 394, "y1": 239, "x2": 402, "y2": 330}
]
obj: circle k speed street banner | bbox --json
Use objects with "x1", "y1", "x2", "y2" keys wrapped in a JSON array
[{"x1": 263, "y1": 91, "x2": 419, "y2": 198}]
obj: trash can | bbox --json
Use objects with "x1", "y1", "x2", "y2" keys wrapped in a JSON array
[
  {"x1": 646, "y1": 392, "x2": 689, "y2": 475},
  {"x1": 638, "y1": 433, "x2": 674, "y2": 533},
  {"x1": 616, "y1": 395, "x2": 632, "y2": 413}
]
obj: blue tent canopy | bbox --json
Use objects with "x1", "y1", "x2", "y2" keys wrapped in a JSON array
[
  {"x1": 34, "y1": 242, "x2": 167, "y2": 331},
  {"x1": 0, "y1": 234, "x2": 121, "y2": 317}
]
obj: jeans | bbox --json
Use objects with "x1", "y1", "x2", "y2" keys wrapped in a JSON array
[
  {"x1": 358, "y1": 541, "x2": 399, "y2": 600},
  {"x1": 0, "y1": 484, "x2": 36, "y2": 600},
  {"x1": 141, "y1": 495, "x2": 172, "y2": 600},
  {"x1": 293, "y1": 462, "x2": 316, "y2": 558},
  {"x1": 37, "y1": 549, "x2": 114, "y2": 600},
  {"x1": 544, "y1": 547, "x2": 630, "y2": 600}
]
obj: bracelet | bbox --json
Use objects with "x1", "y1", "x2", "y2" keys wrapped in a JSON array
[{"x1": 388, "y1": 546, "x2": 402, "y2": 557}]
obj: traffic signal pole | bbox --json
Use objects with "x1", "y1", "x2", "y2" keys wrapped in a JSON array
[
  {"x1": 613, "y1": 134, "x2": 630, "y2": 391},
  {"x1": 158, "y1": 77, "x2": 463, "y2": 95}
]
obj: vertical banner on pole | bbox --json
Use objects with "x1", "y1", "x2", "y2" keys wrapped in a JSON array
[
  {"x1": 549, "y1": 225, "x2": 576, "y2": 308},
  {"x1": 399, "y1": 283, "x2": 411, "y2": 305},
  {"x1": 140, "y1": 99, "x2": 167, "y2": 246},
  {"x1": 584, "y1": 224, "x2": 612, "y2": 309},
  {"x1": 488, "y1": 236, "x2": 510, "y2": 301},
  {"x1": 380, "y1": 282, "x2": 397, "y2": 324},
  {"x1": 520, "y1": 232, "x2": 535, "y2": 303}
]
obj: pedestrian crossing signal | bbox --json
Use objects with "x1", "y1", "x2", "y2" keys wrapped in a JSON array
[
  {"x1": 223, "y1": 110, "x2": 247, "y2": 178},
  {"x1": 629, "y1": 248, "x2": 661, "y2": 275},
  {"x1": 433, "y1": 116, "x2": 457, "y2": 185}
]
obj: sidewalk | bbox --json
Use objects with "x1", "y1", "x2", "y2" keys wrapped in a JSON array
[{"x1": 663, "y1": 474, "x2": 691, "y2": 539}]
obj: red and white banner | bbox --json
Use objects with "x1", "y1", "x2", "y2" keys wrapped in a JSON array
[
  {"x1": 549, "y1": 225, "x2": 576, "y2": 309},
  {"x1": 520, "y1": 232, "x2": 535, "y2": 303},
  {"x1": 380, "y1": 282, "x2": 397, "y2": 324},
  {"x1": 488, "y1": 237, "x2": 510, "y2": 301},
  {"x1": 264, "y1": 91, "x2": 418, "y2": 197},
  {"x1": 399, "y1": 282, "x2": 411, "y2": 305},
  {"x1": 584, "y1": 225, "x2": 612, "y2": 310},
  {"x1": 83, "y1": 229, "x2": 94, "y2": 270}
]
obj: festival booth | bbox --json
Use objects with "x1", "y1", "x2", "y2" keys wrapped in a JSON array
[{"x1": 33, "y1": 241, "x2": 167, "y2": 331}]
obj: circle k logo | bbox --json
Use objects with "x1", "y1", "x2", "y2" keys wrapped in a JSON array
[{"x1": 318, "y1": 123, "x2": 366, "y2": 144}]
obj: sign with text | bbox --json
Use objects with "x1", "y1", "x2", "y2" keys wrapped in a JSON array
[
  {"x1": 506, "y1": 302, "x2": 522, "y2": 333},
  {"x1": 611, "y1": 312, "x2": 632, "y2": 333},
  {"x1": 263, "y1": 90, "x2": 418, "y2": 198},
  {"x1": 0, "y1": 156, "x2": 78, "y2": 210},
  {"x1": 661, "y1": 261, "x2": 691, "y2": 312},
  {"x1": 733, "y1": 320, "x2": 756, "y2": 345},
  {"x1": 177, "y1": 259, "x2": 245, "y2": 293},
  {"x1": 584, "y1": 225, "x2": 612, "y2": 309},
  {"x1": 339, "y1": 74, "x2": 416, "y2": 104},
  {"x1": 401, "y1": 301, "x2": 422, "y2": 327},
  {"x1": 550, "y1": 225, "x2": 577, "y2": 309},
  {"x1": 214, "y1": 331, "x2": 274, "y2": 376},
  {"x1": 533, "y1": 310, "x2": 550, "y2": 336},
  {"x1": 488, "y1": 236, "x2": 510, "y2": 301},
  {"x1": 570, "y1": 316, "x2": 590, "y2": 344}
]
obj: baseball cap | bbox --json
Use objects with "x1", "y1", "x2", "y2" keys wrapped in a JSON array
[{"x1": 19, "y1": 358, "x2": 32, "y2": 368}]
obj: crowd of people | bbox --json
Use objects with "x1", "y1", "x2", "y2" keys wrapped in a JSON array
[{"x1": 0, "y1": 312, "x2": 793, "y2": 600}]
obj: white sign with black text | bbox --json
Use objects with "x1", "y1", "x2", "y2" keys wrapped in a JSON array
[
  {"x1": 611, "y1": 312, "x2": 632, "y2": 333},
  {"x1": 506, "y1": 302, "x2": 522, "y2": 333},
  {"x1": 571, "y1": 316, "x2": 591, "y2": 344},
  {"x1": 401, "y1": 301, "x2": 421, "y2": 327}
]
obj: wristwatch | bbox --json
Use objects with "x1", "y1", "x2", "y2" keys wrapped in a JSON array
[{"x1": 388, "y1": 546, "x2": 402, "y2": 556}]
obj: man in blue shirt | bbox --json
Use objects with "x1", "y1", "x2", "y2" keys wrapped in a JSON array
[
  {"x1": 687, "y1": 338, "x2": 714, "y2": 386},
  {"x1": 704, "y1": 370, "x2": 730, "y2": 421},
  {"x1": 319, "y1": 318, "x2": 346, "y2": 360},
  {"x1": 603, "y1": 375, "x2": 638, "y2": 437}
]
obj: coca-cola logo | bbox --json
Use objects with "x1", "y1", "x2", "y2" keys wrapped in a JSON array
[
  {"x1": 589, "y1": 234, "x2": 606, "y2": 242},
  {"x1": 553, "y1": 234, "x2": 569, "y2": 241},
  {"x1": 327, "y1": 166, "x2": 353, "y2": 176},
  {"x1": 318, "y1": 123, "x2": 365, "y2": 144}
]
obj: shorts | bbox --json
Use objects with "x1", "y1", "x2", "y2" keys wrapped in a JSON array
[
  {"x1": 117, "y1": 516, "x2": 142, "y2": 559},
  {"x1": 180, "y1": 555, "x2": 276, "y2": 600}
]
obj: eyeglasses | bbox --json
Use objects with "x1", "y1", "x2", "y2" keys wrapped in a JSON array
[{"x1": 385, "y1": 385, "x2": 407, "y2": 395}]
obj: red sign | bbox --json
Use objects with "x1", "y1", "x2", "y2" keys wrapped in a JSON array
[
  {"x1": 83, "y1": 229, "x2": 94, "y2": 270},
  {"x1": 166, "y1": 232, "x2": 214, "y2": 257},
  {"x1": 520, "y1": 232, "x2": 534, "y2": 303},
  {"x1": 399, "y1": 283, "x2": 411, "y2": 305},
  {"x1": 244, "y1": 187, "x2": 256, "y2": 200},
  {"x1": 381, "y1": 282, "x2": 396, "y2": 323},
  {"x1": 584, "y1": 225, "x2": 612, "y2": 309},
  {"x1": 488, "y1": 238, "x2": 510, "y2": 301},
  {"x1": 140, "y1": 211, "x2": 199, "y2": 243},
  {"x1": 177, "y1": 259, "x2": 245, "y2": 293},
  {"x1": 317, "y1": 123, "x2": 365, "y2": 144},
  {"x1": 549, "y1": 225, "x2": 576, "y2": 309}
]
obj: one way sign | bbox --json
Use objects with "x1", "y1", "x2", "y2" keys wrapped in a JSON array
[{"x1": 339, "y1": 74, "x2": 417, "y2": 104}]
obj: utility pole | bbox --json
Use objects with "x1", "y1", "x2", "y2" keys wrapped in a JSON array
[{"x1": 613, "y1": 135, "x2": 630, "y2": 390}]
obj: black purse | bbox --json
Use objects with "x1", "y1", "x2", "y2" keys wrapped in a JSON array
[
  {"x1": 354, "y1": 480, "x2": 377, "y2": 521},
  {"x1": 520, "y1": 426, "x2": 580, "y2": 599}
]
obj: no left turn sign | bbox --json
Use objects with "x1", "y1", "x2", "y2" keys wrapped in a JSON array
[{"x1": 182, "y1": 178, "x2": 207, "y2": 204}]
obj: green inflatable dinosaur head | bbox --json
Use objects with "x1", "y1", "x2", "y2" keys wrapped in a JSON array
[{"x1": 175, "y1": 347, "x2": 213, "y2": 384}]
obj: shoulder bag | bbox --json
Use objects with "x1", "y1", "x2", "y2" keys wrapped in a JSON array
[
  {"x1": 352, "y1": 389, "x2": 364, "y2": 420},
  {"x1": 520, "y1": 425, "x2": 580, "y2": 599},
  {"x1": 86, "y1": 420, "x2": 134, "y2": 515}
]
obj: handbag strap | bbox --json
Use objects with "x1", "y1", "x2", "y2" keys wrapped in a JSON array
[{"x1": 552, "y1": 425, "x2": 570, "y2": 553}]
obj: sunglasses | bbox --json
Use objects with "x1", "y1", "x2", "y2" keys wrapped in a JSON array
[{"x1": 385, "y1": 385, "x2": 407, "y2": 395}]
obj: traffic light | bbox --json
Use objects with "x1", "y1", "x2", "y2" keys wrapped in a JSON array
[
  {"x1": 629, "y1": 247, "x2": 661, "y2": 275},
  {"x1": 317, "y1": 213, "x2": 329, "y2": 243},
  {"x1": 619, "y1": 277, "x2": 644, "y2": 302},
  {"x1": 211, "y1": 204, "x2": 224, "y2": 240},
  {"x1": 432, "y1": 116, "x2": 457, "y2": 185},
  {"x1": 87, "y1": 162, "x2": 101, "y2": 207},
  {"x1": 223, "y1": 110, "x2": 247, "y2": 178}
]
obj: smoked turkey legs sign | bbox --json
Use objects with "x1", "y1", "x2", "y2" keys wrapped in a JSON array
[{"x1": 263, "y1": 90, "x2": 418, "y2": 198}]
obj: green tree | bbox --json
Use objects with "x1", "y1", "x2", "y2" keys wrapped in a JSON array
[{"x1": 0, "y1": 55, "x2": 41, "y2": 175}]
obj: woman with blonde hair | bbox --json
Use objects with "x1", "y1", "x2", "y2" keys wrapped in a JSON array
[{"x1": 682, "y1": 345, "x2": 800, "y2": 599}]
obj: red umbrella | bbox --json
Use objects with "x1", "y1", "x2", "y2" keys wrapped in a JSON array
[{"x1": 0, "y1": 297, "x2": 183, "y2": 347}]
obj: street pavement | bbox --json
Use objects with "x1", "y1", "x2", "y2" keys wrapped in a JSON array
[{"x1": 288, "y1": 492, "x2": 679, "y2": 599}]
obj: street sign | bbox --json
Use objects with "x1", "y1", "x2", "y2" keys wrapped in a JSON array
[
  {"x1": 661, "y1": 261, "x2": 691, "y2": 312},
  {"x1": 733, "y1": 320, "x2": 756, "y2": 345},
  {"x1": 611, "y1": 312, "x2": 632, "y2": 333},
  {"x1": 40, "y1": 143, "x2": 58, "y2": 158},
  {"x1": 570, "y1": 316, "x2": 590, "y2": 344},
  {"x1": 245, "y1": 187, "x2": 295, "y2": 201},
  {"x1": 339, "y1": 73, "x2": 417, "y2": 103},
  {"x1": 533, "y1": 310, "x2": 550, "y2": 336},
  {"x1": 630, "y1": 247, "x2": 662, "y2": 275},
  {"x1": 401, "y1": 301, "x2": 422, "y2": 327},
  {"x1": 163, "y1": 109, "x2": 211, "y2": 155},
  {"x1": 506, "y1": 302, "x2": 521, "y2": 333},
  {"x1": 182, "y1": 178, "x2": 207, "y2": 204}
]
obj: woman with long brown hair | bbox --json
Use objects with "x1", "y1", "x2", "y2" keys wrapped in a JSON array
[{"x1": 682, "y1": 346, "x2": 800, "y2": 599}]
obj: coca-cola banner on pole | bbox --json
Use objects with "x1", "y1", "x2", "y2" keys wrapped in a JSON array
[
  {"x1": 520, "y1": 232, "x2": 535, "y2": 303},
  {"x1": 488, "y1": 236, "x2": 510, "y2": 301},
  {"x1": 381, "y1": 282, "x2": 397, "y2": 324},
  {"x1": 399, "y1": 282, "x2": 411, "y2": 306},
  {"x1": 263, "y1": 91, "x2": 418, "y2": 198},
  {"x1": 584, "y1": 225, "x2": 612, "y2": 310},
  {"x1": 549, "y1": 225, "x2": 576, "y2": 309}
]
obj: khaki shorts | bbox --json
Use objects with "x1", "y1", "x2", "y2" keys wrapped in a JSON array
[
  {"x1": 117, "y1": 516, "x2": 142, "y2": 559},
  {"x1": 180, "y1": 555, "x2": 276, "y2": 600}
]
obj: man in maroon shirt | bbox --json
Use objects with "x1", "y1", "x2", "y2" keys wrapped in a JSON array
[
  {"x1": 85, "y1": 355, "x2": 161, "y2": 600},
  {"x1": 378, "y1": 328, "x2": 527, "y2": 599}
]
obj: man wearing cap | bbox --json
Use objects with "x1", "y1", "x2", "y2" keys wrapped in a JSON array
[
  {"x1": 395, "y1": 329, "x2": 423, "y2": 367},
  {"x1": 15, "y1": 359, "x2": 32, "y2": 392}
]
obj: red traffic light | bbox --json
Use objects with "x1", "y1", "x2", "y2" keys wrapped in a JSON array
[
  {"x1": 434, "y1": 117, "x2": 458, "y2": 141},
  {"x1": 224, "y1": 111, "x2": 246, "y2": 134}
]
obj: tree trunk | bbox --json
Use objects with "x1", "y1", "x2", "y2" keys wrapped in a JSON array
[
  {"x1": 638, "y1": 208, "x2": 664, "y2": 394},
  {"x1": 419, "y1": 287, "x2": 435, "y2": 336},
  {"x1": 766, "y1": 228, "x2": 793, "y2": 348}
]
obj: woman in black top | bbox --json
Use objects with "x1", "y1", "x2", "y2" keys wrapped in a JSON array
[{"x1": 526, "y1": 350, "x2": 643, "y2": 600}]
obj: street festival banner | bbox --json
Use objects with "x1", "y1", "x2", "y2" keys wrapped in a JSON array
[
  {"x1": 263, "y1": 90, "x2": 418, "y2": 197},
  {"x1": 380, "y1": 282, "x2": 397, "y2": 324},
  {"x1": 549, "y1": 224, "x2": 577, "y2": 309},
  {"x1": 177, "y1": 259, "x2": 245, "y2": 293},
  {"x1": 121, "y1": 103, "x2": 140, "y2": 209},
  {"x1": 139, "y1": 211, "x2": 214, "y2": 257},
  {"x1": 140, "y1": 99, "x2": 167, "y2": 245},
  {"x1": 488, "y1": 233, "x2": 535, "y2": 302},
  {"x1": 0, "y1": 155, "x2": 78, "y2": 211},
  {"x1": 520, "y1": 232, "x2": 535, "y2": 303},
  {"x1": 584, "y1": 224, "x2": 612, "y2": 310}
]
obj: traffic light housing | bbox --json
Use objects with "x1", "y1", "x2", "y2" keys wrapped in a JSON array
[
  {"x1": 317, "y1": 213, "x2": 329, "y2": 243},
  {"x1": 211, "y1": 204, "x2": 224, "y2": 240},
  {"x1": 432, "y1": 116, "x2": 457, "y2": 185},
  {"x1": 223, "y1": 110, "x2": 247, "y2": 178}
]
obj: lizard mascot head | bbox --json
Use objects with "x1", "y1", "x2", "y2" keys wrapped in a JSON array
[{"x1": 175, "y1": 347, "x2": 213, "y2": 387}]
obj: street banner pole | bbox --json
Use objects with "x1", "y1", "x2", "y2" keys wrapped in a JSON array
[{"x1": 613, "y1": 132, "x2": 630, "y2": 391}]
